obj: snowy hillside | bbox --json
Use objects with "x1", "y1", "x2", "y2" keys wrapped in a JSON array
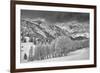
[{"x1": 20, "y1": 17, "x2": 89, "y2": 63}]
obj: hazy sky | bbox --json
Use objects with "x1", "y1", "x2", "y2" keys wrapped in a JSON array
[{"x1": 21, "y1": 9, "x2": 89, "y2": 23}]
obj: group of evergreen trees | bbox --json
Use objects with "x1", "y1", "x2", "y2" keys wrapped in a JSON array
[{"x1": 23, "y1": 36, "x2": 89, "y2": 61}]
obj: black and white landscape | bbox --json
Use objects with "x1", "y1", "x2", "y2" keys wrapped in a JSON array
[{"x1": 20, "y1": 10, "x2": 90, "y2": 63}]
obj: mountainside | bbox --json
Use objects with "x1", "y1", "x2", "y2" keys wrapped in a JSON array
[
  {"x1": 20, "y1": 18, "x2": 90, "y2": 62},
  {"x1": 21, "y1": 18, "x2": 89, "y2": 43}
]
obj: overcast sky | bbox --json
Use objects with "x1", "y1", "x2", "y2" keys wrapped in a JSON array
[{"x1": 21, "y1": 9, "x2": 89, "y2": 23}]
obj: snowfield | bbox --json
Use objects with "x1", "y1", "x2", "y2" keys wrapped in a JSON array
[{"x1": 22, "y1": 48, "x2": 89, "y2": 63}]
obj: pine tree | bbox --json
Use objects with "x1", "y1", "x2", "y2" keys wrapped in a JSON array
[
  {"x1": 24, "y1": 53, "x2": 27, "y2": 60},
  {"x1": 29, "y1": 46, "x2": 34, "y2": 61}
]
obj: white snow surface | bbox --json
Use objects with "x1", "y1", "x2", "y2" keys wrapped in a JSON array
[{"x1": 22, "y1": 48, "x2": 89, "y2": 63}]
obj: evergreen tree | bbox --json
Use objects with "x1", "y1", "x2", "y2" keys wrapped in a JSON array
[
  {"x1": 24, "y1": 53, "x2": 27, "y2": 60},
  {"x1": 29, "y1": 46, "x2": 34, "y2": 61}
]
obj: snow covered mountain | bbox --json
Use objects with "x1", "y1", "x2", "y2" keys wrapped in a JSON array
[{"x1": 21, "y1": 18, "x2": 89, "y2": 43}]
